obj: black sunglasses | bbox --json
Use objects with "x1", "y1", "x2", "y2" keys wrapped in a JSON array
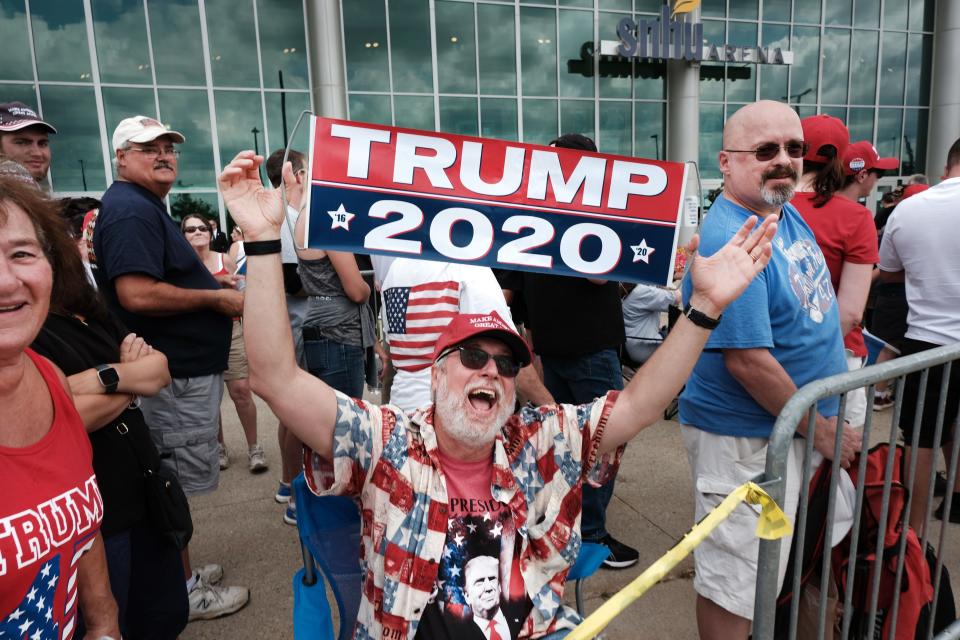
[
  {"x1": 441, "y1": 346, "x2": 521, "y2": 378},
  {"x1": 724, "y1": 141, "x2": 809, "y2": 162},
  {"x1": 183, "y1": 225, "x2": 210, "y2": 234}
]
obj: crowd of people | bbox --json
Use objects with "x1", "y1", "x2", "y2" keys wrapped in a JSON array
[{"x1": 1, "y1": 93, "x2": 958, "y2": 640}]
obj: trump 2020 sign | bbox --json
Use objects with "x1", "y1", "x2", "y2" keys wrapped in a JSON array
[{"x1": 302, "y1": 117, "x2": 688, "y2": 285}]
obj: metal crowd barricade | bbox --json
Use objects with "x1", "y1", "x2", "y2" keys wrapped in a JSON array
[{"x1": 751, "y1": 342, "x2": 960, "y2": 640}]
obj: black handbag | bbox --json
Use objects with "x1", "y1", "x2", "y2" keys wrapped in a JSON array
[{"x1": 117, "y1": 421, "x2": 194, "y2": 550}]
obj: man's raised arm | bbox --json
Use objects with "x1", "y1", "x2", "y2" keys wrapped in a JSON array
[{"x1": 219, "y1": 150, "x2": 337, "y2": 459}]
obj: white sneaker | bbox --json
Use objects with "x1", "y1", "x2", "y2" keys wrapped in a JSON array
[
  {"x1": 193, "y1": 563, "x2": 223, "y2": 585},
  {"x1": 218, "y1": 443, "x2": 230, "y2": 470},
  {"x1": 188, "y1": 577, "x2": 249, "y2": 621},
  {"x1": 248, "y1": 444, "x2": 268, "y2": 474}
]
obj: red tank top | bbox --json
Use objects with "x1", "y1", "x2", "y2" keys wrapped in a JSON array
[{"x1": 0, "y1": 349, "x2": 103, "y2": 640}]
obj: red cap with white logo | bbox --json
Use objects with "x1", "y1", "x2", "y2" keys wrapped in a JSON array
[
  {"x1": 842, "y1": 140, "x2": 899, "y2": 175},
  {"x1": 432, "y1": 311, "x2": 531, "y2": 367}
]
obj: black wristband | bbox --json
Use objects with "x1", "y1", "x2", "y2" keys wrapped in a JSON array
[
  {"x1": 683, "y1": 303, "x2": 722, "y2": 330},
  {"x1": 243, "y1": 239, "x2": 282, "y2": 255}
]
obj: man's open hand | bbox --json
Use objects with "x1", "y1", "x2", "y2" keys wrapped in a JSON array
[{"x1": 219, "y1": 151, "x2": 295, "y2": 241}]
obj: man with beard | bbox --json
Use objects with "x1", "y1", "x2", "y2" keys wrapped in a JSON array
[
  {"x1": 678, "y1": 100, "x2": 861, "y2": 640},
  {"x1": 220, "y1": 149, "x2": 778, "y2": 639}
]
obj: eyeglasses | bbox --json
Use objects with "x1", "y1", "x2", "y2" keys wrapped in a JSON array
[
  {"x1": 723, "y1": 141, "x2": 809, "y2": 162},
  {"x1": 440, "y1": 346, "x2": 521, "y2": 378},
  {"x1": 127, "y1": 146, "x2": 180, "y2": 159},
  {"x1": 183, "y1": 225, "x2": 210, "y2": 234}
]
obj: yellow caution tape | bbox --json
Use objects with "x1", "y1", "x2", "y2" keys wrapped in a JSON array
[{"x1": 566, "y1": 481, "x2": 792, "y2": 640}]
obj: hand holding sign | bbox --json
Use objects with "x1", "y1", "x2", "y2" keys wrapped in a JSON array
[
  {"x1": 686, "y1": 213, "x2": 777, "y2": 317},
  {"x1": 219, "y1": 150, "x2": 289, "y2": 241}
]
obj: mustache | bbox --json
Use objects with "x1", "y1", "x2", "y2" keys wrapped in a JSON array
[
  {"x1": 153, "y1": 161, "x2": 175, "y2": 171},
  {"x1": 762, "y1": 165, "x2": 798, "y2": 181}
]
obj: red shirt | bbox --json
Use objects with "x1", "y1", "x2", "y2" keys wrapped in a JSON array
[
  {"x1": 0, "y1": 350, "x2": 103, "y2": 640},
  {"x1": 792, "y1": 192, "x2": 879, "y2": 357}
]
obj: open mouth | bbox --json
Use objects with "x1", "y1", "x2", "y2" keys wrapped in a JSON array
[
  {"x1": 0, "y1": 303, "x2": 26, "y2": 313},
  {"x1": 468, "y1": 388, "x2": 497, "y2": 412}
]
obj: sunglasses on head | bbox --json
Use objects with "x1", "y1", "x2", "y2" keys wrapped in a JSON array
[
  {"x1": 724, "y1": 141, "x2": 810, "y2": 162},
  {"x1": 441, "y1": 346, "x2": 521, "y2": 378},
  {"x1": 183, "y1": 225, "x2": 210, "y2": 234}
]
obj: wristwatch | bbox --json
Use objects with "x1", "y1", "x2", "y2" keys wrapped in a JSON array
[
  {"x1": 683, "y1": 303, "x2": 722, "y2": 330},
  {"x1": 95, "y1": 364, "x2": 120, "y2": 393}
]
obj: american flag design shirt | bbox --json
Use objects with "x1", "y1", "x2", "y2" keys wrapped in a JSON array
[
  {"x1": 1, "y1": 350, "x2": 104, "y2": 640},
  {"x1": 304, "y1": 390, "x2": 624, "y2": 639},
  {"x1": 384, "y1": 281, "x2": 460, "y2": 372}
]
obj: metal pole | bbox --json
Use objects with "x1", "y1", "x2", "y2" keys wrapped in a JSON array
[{"x1": 279, "y1": 69, "x2": 288, "y2": 146}]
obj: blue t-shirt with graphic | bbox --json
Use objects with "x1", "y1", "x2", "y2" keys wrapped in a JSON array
[{"x1": 679, "y1": 195, "x2": 847, "y2": 438}]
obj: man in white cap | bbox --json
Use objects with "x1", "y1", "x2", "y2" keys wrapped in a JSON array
[
  {"x1": 0, "y1": 101, "x2": 56, "y2": 185},
  {"x1": 92, "y1": 116, "x2": 249, "y2": 621}
]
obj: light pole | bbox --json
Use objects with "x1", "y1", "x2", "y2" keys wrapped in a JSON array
[
  {"x1": 650, "y1": 134, "x2": 660, "y2": 160},
  {"x1": 251, "y1": 127, "x2": 261, "y2": 156}
]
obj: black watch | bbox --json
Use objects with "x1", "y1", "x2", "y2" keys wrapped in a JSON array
[
  {"x1": 95, "y1": 364, "x2": 120, "y2": 393},
  {"x1": 683, "y1": 303, "x2": 722, "y2": 330}
]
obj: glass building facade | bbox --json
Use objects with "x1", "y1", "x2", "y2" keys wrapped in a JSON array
[{"x1": 0, "y1": 0, "x2": 941, "y2": 216}]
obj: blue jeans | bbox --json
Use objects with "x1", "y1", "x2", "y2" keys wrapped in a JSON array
[
  {"x1": 303, "y1": 330, "x2": 366, "y2": 398},
  {"x1": 541, "y1": 349, "x2": 624, "y2": 541}
]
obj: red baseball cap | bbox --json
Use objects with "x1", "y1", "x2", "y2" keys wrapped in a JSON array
[
  {"x1": 801, "y1": 115, "x2": 849, "y2": 163},
  {"x1": 432, "y1": 311, "x2": 531, "y2": 368},
  {"x1": 842, "y1": 141, "x2": 899, "y2": 175},
  {"x1": 900, "y1": 184, "x2": 929, "y2": 201}
]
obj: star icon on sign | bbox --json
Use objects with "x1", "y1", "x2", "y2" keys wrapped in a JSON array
[
  {"x1": 631, "y1": 239, "x2": 655, "y2": 264},
  {"x1": 327, "y1": 204, "x2": 356, "y2": 231}
]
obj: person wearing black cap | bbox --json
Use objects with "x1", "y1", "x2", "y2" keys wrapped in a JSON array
[
  {"x1": 219, "y1": 148, "x2": 778, "y2": 639},
  {"x1": 0, "y1": 101, "x2": 56, "y2": 185}
]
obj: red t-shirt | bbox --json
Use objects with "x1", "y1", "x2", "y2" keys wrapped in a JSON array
[
  {"x1": 416, "y1": 451, "x2": 531, "y2": 640},
  {"x1": 792, "y1": 192, "x2": 879, "y2": 357},
  {"x1": 0, "y1": 350, "x2": 103, "y2": 640}
]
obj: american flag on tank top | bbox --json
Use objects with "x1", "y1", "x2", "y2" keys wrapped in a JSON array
[{"x1": 383, "y1": 280, "x2": 460, "y2": 371}]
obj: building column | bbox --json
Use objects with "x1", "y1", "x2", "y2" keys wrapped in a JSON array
[
  {"x1": 305, "y1": 0, "x2": 348, "y2": 119},
  {"x1": 926, "y1": 0, "x2": 960, "y2": 182},
  {"x1": 665, "y1": 12, "x2": 701, "y2": 244}
]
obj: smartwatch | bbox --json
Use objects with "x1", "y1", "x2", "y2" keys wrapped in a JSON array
[
  {"x1": 95, "y1": 364, "x2": 120, "y2": 393},
  {"x1": 683, "y1": 303, "x2": 722, "y2": 330}
]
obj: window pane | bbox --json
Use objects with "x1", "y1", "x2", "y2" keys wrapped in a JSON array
[
  {"x1": 701, "y1": 0, "x2": 725, "y2": 18},
  {"x1": 439, "y1": 97, "x2": 477, "y2": 136},
  {"x1": 348, "y1": 94, "x2": 391, "y2": 126},
  {"x1": 875, "y1": 108, "x2": 902, "y2": 160},
  {"x1": 559, "y1": 0, "x2": 591, "y2": 7},
  {"x1": 480, "y1": 98, "x2": 517, "y2": 141},
  {"x1": 905, "y1": 34, "x2": 931, "y2": 107},
  {"x1": 258, "y1": 0, "x2": 309, "y2": 90},
  {"x1": 763, "y1": 0, "x2": 791, "y2": 21},
  {"x1": 30, "y1": 1, "x2": 92, "y2": 82},
  {"x1": 795, "y1": 0, "x2": 820, "y2": 24},
  {"x1": 635, "y1": 0, "x2": 664, "y2": 12},
  {"x1": 204, "y1": 0, "x2": 259, "y2": 86},
  {"x1": 879, "y1": 32, "x2": 906, "y2": 106},
  {"x1": 394, "y1": 95, "x2": 435, "y2": 131},
  {"x1": 849, "y1": 30, "x2": 878, "y2": 105},
  {"x1": 215, "y1": 91, "x2": 264, "y2": 174},
  {"x1": 821, "y1": 105, "x2": 847, "y2": 121},
  {"x1": 635, "y1": 62, "x2": 666, "y2": 101},
  {"x1": 148, "y1": 0, "x2": 205, "y2": 85},
  {"x1": 390, "y1": 0, "x2": 433, "y2": 94},
  {"x1": 436, "y1": 1, "x2": 476, "y2": 95},
  {"x1": 158, "y1": 89, "x2": 215, "y2": 189},
  {"x1": 264, "y1": 91, "x2": 312, "y2": 155},
  {"x1": 726, "y1": 22, "x2": 757, "y2": 103},
  {"x1": 730, "y1": 0, "x2": 758, "y2": 20},
  {"x1": 847, "y1": 107, "x2": 874, "y2": 143},
  {"x1": 342, "y1": 1, "x2": 388, "y2": 93},
  {"x1": 790, "y1": 27, "x2": 819, "y2": 104},
  {"x1": 0, "y1": 0, "x2": 33, "y2": 81},
  {"x1": 560, "y1": 100, "x2": 594, "y2": 141},
  {"x1": 795, "y1": 105, "x2": 816, "y2": 119},
  {"x1": 883, "y1": 0, "x2": 908, "y2": 30},
  {"x1": 634, "y1": 102, "x2": 664, "y2": 161},
  {"x1": 598, "y1": 12, "x2": 630, "y2": 99},
  {"x1": 522, "y1": 99, "x2": 557, "y2": 144},
  {"x1": 170, "y1": 192, "x2": 219, "y2": 223},
  {"x1": 598, "y1": 101, "x2": 630, "y2": 156},
  {"x1": 821, "y1": 29, "x2": 850, "y2": 105},
  {"x1": 92, "y1": 0, "x2": 152, "y2": 84},
  {"x1": 910, "y1": 0, "x2": 933, "y2": 31},
  {"x1": 902, "y1": 109, "x2": 927, "y2": 175},
  {"x1": 477, "y1": 4, "x2": 516, "y2": 95},
  {"x1": 39, "y1": 85, "x2": 105, "y2": 192},
  {"x1": 699, "y1": 103, "x2": 723, "y2": 180},
  {"x1": 520, "y1": 7, "x2": 557, "y2": 97},
  {"x1": 758, "y1": 24, "x2": 790, "y2": 101},
  {"x1": 0, "y1": 83, "x2": 37, "y2": 106},
  {"x1": 599, "y1": 0, "x2": 630, "y2": 9},
  {"x1": 102, "y1": 88, "x2": 157, "y2": 137},
  {"x1": 825, "y1": 0, "x2": 852, "y2": 25},
  {"x1": 699, "y1": 20, "x2": 725, "y2": 102},
  {"x1": 559, "y1": 9, "x2": 592, "y2": 98},
  {"x1": 855, "y1": 0, "x2": 880, "y2": 28}
]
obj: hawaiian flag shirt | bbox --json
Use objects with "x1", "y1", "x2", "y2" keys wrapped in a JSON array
[{"x1": 304, "y1": 390, "x2": 625, "y2": 639}]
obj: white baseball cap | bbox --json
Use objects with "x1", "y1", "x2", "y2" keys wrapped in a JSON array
[{"x1": 112, "y1": 115, "x2": 185, "y2": 150}]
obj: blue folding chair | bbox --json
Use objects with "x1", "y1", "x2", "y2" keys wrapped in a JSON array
[
  {"x1": 292, "y1": 473, "x2": 362, "y2": 640},
  {"x1": 568, "y1": 542, "x2": 611, "y2": 615}
]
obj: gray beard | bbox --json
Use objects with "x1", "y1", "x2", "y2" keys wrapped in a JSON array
[
  {"x1": 761, "y1": 181, "x2": 795, "y2": 207},
  {"x1": 433, "y1": 369, "x2": 514, "y2": 449}
]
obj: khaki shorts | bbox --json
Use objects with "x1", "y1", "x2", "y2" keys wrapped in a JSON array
[
  {"x1": 681, "y1": 426, "x2": 805, "y2": 620},
  {"x1": 224, "y1": 320, "x2": 248, "y2": 381},
  {"x1": 844, "y1": 353, "x2": 867, "y2": 427}
]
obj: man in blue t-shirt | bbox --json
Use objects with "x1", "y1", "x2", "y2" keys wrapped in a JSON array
[
  {"x1": 678, "y1": 101, "x2": 861, "y2": 640},
  {"x1": 93, "y1": 115, "x2": 249, "y2": 622}
]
